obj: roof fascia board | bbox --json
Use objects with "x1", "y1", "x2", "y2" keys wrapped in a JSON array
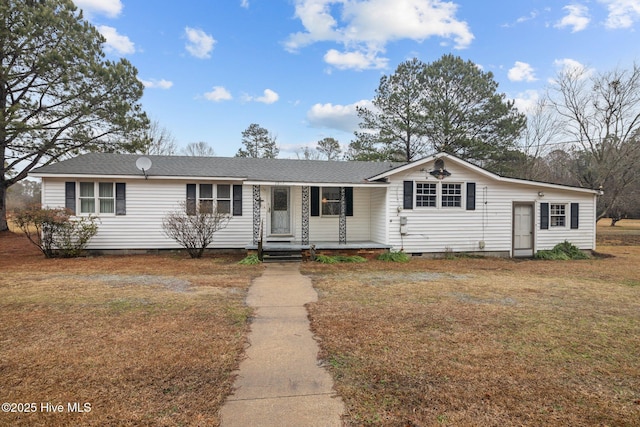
[
  {"x1": 243, "y1": 180, "x2": 389, "y2": 188},
  {"x1": 31, "y1": 173, "x2": 247, "y2": 181}
]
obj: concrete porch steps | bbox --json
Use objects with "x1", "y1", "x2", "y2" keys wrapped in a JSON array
[{"x1": 261, "y1": 248, "x2": 303, "y2": 263}]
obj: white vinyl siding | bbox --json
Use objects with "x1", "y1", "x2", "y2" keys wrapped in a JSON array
[
  {"x1": 387, "y1": 161, "x2": 597, "y2": 255},
  {"x1": 42, "y1": 178, "x2": 253, "y2": 250}
]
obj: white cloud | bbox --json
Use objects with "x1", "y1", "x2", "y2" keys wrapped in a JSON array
[
  {"x1": 240, "y1": 0, "x2": 250, "y2": 8},
  {"x1": 512, "y1": 90, "x2": 541, "y2": 113},
  {"x1": 307, "y1": 100, "x2": 373, "y2": 133},
  {"x1": 553, "y1": 58, "x2": 589, "y2": 75},
  {"x1": 74, "y1": 0, "x2": 122, "y2": 18},
  {"x1": 508, "y1": 61, "x2": 537, "y2": 82},
  {"x1": 286, "y1": 0, "x2": 474, "y2": 70},
  {"x1": 324, "y1": 49, "x2": 388, "y2": 70},
  {"x1": 255, "y1": 89, "x2": 280, "y2": 104},
  {"x1": 204, "y1": 86, "x2": 233, "y2": 102},
  {"x1": 185, "y1": 27, "x2": 216, "y2": 59},
  {"x1": 600, "y1": 0, "x2": 640, "y2": 29},
  {"x1": 97, "y1": 25, "x2": 135, "y2": 55},
  {"x1": 555, "y1": 4, "x2": 591, "y2": 32},
  {"x1": 139, "y1": 78, "x2": 173, "y2": 89}
]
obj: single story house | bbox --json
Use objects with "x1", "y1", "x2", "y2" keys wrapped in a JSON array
[{"x1": 30, "y1": 152, "x2": 601, "y2": 258}]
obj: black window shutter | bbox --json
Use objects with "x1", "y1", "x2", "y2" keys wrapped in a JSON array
[
  {"x1": 115, "y1": 183, "x2": 126, "y2": 216},
  {"x1": 540, "y1": 202, "x2": 549, "y2": 230},
  {"x1": 186, "y1": 184, "x2": 196, "y2": 215},
  {"x1": 65, "y1": 182, "x2": 76, "y2": 214},
  {"x1": 345, "y1": 187, "x2": 354, "y2": 216},
  {"x1": 466, "y1": 182, "x2": 476, "y2": 211},
  {"x1": 403, "y1": 181, "x2": 413, "y2": 210},
  {"x1": 570, "y1": 203, "x2": 579, "y2": 229},
  {"x1": 311, "y1": 186, "x2": 320, "y2": 216},
  {"x1": 233, "y1": 185, "x2": 243, "y2": 216}
]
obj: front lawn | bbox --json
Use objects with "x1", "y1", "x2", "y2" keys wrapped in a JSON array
[
  {"x1": 0, "y1": 231, "x2": 261, "y2": 426},
  {"x1": 302, "y1": 244, "x2": 640, "y2": 426}
]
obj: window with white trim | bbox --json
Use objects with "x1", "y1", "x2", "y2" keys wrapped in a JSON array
[
  {"x1": 550, "y1": 204, "x2": 566, "y2": 227},
  {"x1": 217, "y1": 184, "x2": 231, "y2": 214},
  {"x1": 79, "y1": 182, "x2": 115, "y2": 214},
  {"x1": 321, "y1": 187, "x2": 340, "y2": 216},
  {"x1": 441, "y1": 183, "x2": 462, "y2": 207},
  {"x1": 416, "y1": 182, "x2": 437, "y2": 207},
  {"x1": 199, "y1": 184, "x2": 214, "y2": 213}
]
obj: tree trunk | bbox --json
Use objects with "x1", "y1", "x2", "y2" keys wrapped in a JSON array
[{"x1": 0, "y1": 183, "x2": 8, "y2": 232}]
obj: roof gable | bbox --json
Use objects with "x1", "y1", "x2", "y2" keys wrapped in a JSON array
[{"x1": 368, "y1": 152, "x2": 601, "y2": 195}]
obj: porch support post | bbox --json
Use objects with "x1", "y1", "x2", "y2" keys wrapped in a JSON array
[
  {"x1": 339, "y1": 186, "x2": 347, "y2": 244},
  {"x1": 252, "y1": 185, "x2": 261, "y2": 245},
  {"x1": 301, "y1": 186, "x2": 310, "y2": 245}
]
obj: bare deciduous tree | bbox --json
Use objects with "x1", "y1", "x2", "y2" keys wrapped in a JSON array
[
  {"x1": 181, "y1": 141, "x2": 216, "y2": 157},
  {"x1": 162, "y1": 202, "x2": 230, "y2": 258},
  {"x1": 140, "y1": 120, "x2": 178, "y2": 155},
  {"x1": 549, "y1": 63, "x2": 640, "y2": 220}
]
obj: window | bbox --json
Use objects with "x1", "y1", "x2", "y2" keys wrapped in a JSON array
[
  {"x1": 199, "y1": 184, "x2": 213, "y2": 213},
  {"x1": 322, "y1": 187, "x2": 341, "y2": 216},
  {"x1": 79, "y1": 182, "x2": 95, "y2": 214},
  {"x1": 99, "y1": 183, "x2": 114, "y2": 213},
  {"x1": 187, "y1": 184, "x2": 233, "y2": 215},
  {"x1": 550, "y1": 204, "x2": 566, "y2": 227},
  {"x1": 416, "y1": 183, "x2": 436, "y2": 207},
  {"x1": 441, "y1": 183, "x2": 462, "y2": 207},
  {"x1": 217, "y1": 184, "x2": 231, "y2": 214},
  {"x1": 79, "y1": 182, "x2": 115, "y2": 214}
]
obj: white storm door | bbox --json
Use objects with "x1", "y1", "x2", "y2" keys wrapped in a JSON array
[
  {"x1": 270, "y1": 187, "x2": 291, "y2": 235},
  {"x1": 513, "y1": 204, "x2": 534, "y2": 257}
]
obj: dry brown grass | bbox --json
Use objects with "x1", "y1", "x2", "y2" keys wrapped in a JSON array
[
  {"x1": 0, "y1": 231, "x2": 262, "y2": 426},
  {"x1": 597, "y1": 218, "x2": 640, "y2": 246},
  {"x1": 303, "y1": 239, "x2": 640, "y2": 425}
]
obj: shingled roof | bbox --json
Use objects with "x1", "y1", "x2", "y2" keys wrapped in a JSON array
[{"x1": 30, "y1": 153, "x2": 402, "y2": 184}]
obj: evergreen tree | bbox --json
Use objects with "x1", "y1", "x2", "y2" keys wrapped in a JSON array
[
  {"x1": 0, "y1": 0, "x2": 148, "y2": 231},
  {"x1": 236, "y1": 124, "x2": 279, "y2": 158}
]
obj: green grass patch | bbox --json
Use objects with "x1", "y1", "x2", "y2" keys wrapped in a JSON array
[
  {"x1": 315, "y1": 254, "x2": 367, "y2": 264},
  {"x1": 377, "y1": 251, "x2": 410, "y2": 262},
  {"x1": 536, "y1": 241, "x2": 591, "y2": 260},
  {"x1": 238, "y1": 254, "x2": 261, "y2": 265}
]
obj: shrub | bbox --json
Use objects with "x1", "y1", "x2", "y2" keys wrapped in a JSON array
[
  {"x1": 535, "y1": 241, "x2": 591, "y2": 260},
  {"x1": 13, "y1": 205, "x2": 99, "y2": 258},
  {"x1": 238, "y1": 254, "x2": 261, "y2": 265},
  {"x1": 377, "y1": 251, "x2": 410, "y2": 262},
  {"x1": 314, "y1": 254, "x2": 367, "y2": 264},
  {"x1": 315, "y1": 254, "x2": 338, "y2": 264},
  {"x1": 162, "y1": 202, "x2": 230, "y2": 259}
]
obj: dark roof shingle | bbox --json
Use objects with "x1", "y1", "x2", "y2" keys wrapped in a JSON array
[{"x1": 31, "y1": 153, "x2": 402, "y2": 184}]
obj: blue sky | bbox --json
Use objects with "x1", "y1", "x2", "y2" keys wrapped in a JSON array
[{"x1": 75, "y1": 0, "x2": 640, "y2": 158}]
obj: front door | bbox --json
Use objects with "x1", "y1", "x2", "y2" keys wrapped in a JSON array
[
  {"x1": 513, "y1": 203, "x2": 534, "y2": 257},
  {"x1": 271, "y1": 187, "x2": 291, "y2": 235}
]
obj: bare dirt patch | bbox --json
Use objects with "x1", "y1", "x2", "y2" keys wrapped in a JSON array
[
  {"x1": 0, "y1": 230, "x2": 262, "y2": 426},
  {"x1": 303, "y1": 245, "x2": 640, "y2": 426}
]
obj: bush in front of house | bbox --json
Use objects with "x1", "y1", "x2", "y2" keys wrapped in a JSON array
[
  {"x1": 535, "y1": 241, "x2": 591, "y2": 260},
  {"x1": 162, "y1": 201, "x2": 230, "y2": 259},
  {"x1": 315, "y1": 254, "x2": 367, "y2": 264},
  {"x1": 377, "y1": 251, "x2": 410, "y2": 262},
  {"x1": 238, "y1": 254, "x2": 261, "y2": 265},
  {"x1": 13, "y1": 205, "x2": 99, "y2": 258}
]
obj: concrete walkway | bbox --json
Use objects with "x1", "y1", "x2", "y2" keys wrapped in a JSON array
[{"x1": 219, "y1": 263, "x2": 344, "y2": 427}]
